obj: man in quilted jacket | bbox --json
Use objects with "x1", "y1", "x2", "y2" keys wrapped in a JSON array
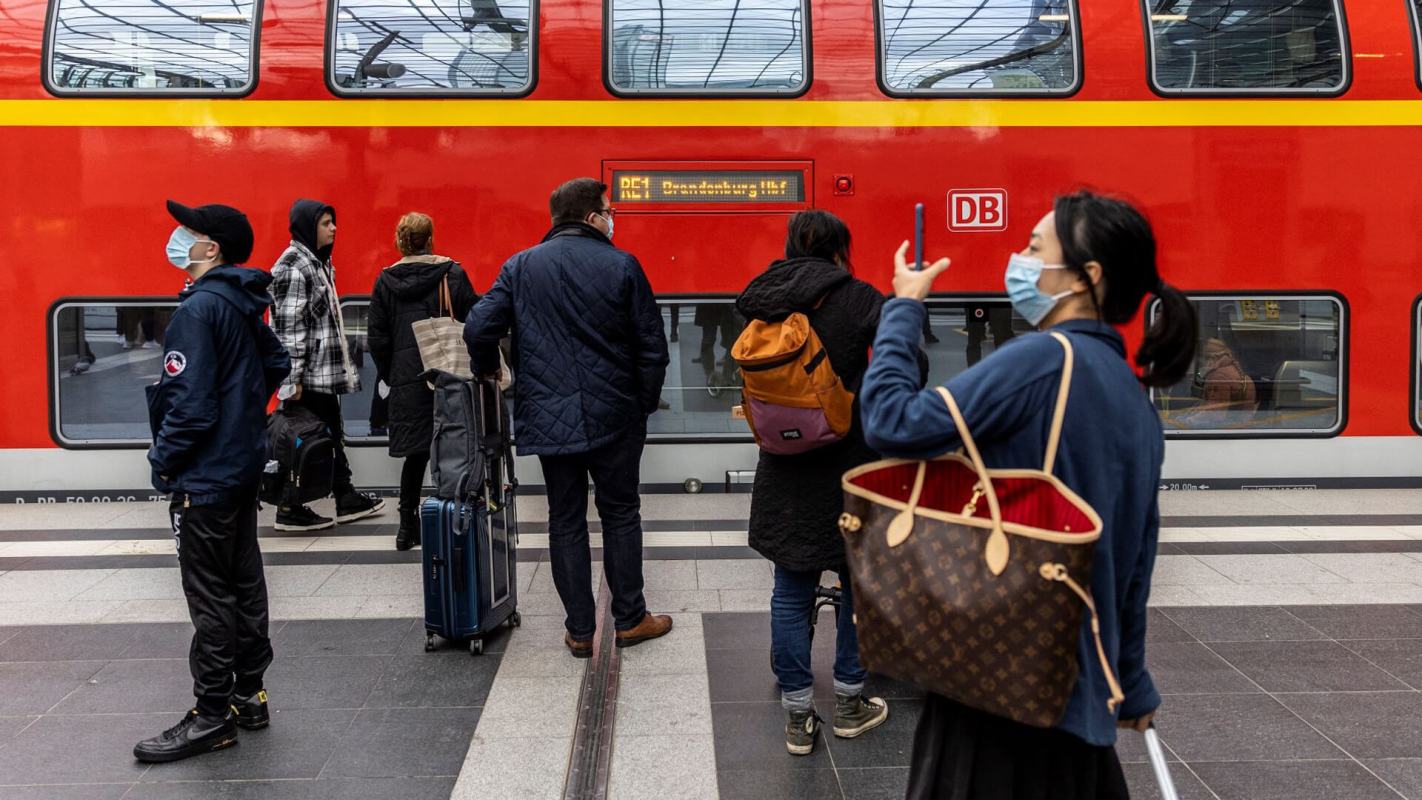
[{"x1": 464, "y1": 177, "x2": 672, "y2": 658}]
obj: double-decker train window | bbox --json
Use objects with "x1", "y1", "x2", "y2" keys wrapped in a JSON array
[
  {"x1": 329, "y1": 0, "x2": 535, "y2": 95},
  {"x1": 876, "y1": 0, "x2": 1082, "y2": 96},
  {"x1": 50, "y1": 300, "x2": 179, "y2": 446},
  {"x1": 1144, "y1": 0, "x2": 1349, "y2": 94},
  {"x1": 1151, "y1": 295, "x2": 1346, "y2": 436},
  {"x1": 1413, "y1": 294, "x2": 1422, "y2": 435},
  {"x1": 336, "y1": 299, "x2": 384, "y2": 442},
  {"x1": 46, "y1": 0, "x2": 261, "y2": 95},
  {"x1": 607, "y1": 0, "x2": 810, "y2": 95},
  {"x1": 1412, "y1": 0, "x2": 1422, "y2": 91}
]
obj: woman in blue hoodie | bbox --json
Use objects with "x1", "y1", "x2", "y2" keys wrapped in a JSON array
[{"x1": 859, "y1": 191, "x2": 1197, "y2": 799}]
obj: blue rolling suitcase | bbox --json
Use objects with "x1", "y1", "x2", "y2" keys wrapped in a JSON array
[{"x1": 422, "y1": 376, "x2": 520, "y2": 655}]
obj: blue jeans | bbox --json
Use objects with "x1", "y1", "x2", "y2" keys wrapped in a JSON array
[{"x1": 770, "y1": 565, "x2": 867, "y2": 712}]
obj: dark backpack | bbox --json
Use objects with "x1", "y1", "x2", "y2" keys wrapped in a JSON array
[
  {"x1": 429, "y1": 371, "x2": 513, "y2": 522},
  {"x1": 260, "y1": 404, "x2": 335, "y2": 507}
]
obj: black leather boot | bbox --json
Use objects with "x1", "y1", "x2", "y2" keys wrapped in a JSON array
[{"x1": 395, "y1": 507, "x2": 421, "y2": 551}]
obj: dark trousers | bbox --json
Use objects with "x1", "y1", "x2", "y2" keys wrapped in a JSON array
[
  {"x1": 287, "y1": 390, "x2": 353, "y2": 497},
  {"x1": 400, "y1": 452, "x2": 430, "y2": 512},
  {"x1": 538, "y1": 429, "x2": 649, "y2": 639},
  {"x1": 171, "y1": 492, "x2": 272, "y2": 718},
  {"x1": 966, "y1": 308, "x2": 1014, "y2": 366}
]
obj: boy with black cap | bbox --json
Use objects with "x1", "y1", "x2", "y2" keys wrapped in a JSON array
[
  {"x1": 136, "y1": 200, "x2": 291, "y2": 763},
  {"x1": 268, "y1": 199, "x2": 384, "y2": 531}
]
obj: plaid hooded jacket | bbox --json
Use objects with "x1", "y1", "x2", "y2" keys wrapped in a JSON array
[{"x1": 269, "y1": 200, "x2": 359, "y2": 396}]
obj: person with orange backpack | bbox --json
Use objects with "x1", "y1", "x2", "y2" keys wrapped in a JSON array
[{"x1": 733, "y1": 210, "x2": 923, "y2": 756}]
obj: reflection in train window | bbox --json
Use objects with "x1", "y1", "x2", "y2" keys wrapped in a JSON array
[
  {"x1": 1151, "y1": 296, "x2": 1345, "y2": 435},
  {"x1": 608, "y1": 0, "x2": 809, "y2": 94},
  {"x1": 46, "y1": 0, "x2": 260, "y2": 94},
  {"x1": 329, "y1": 0, "x2": 534, "y2": 94},
  {"x1": 651, "y1": 299, "x2": 752, "y2": 438},
  {"x1": 1144, "y1": 0, "x2": 1348, "y2": 94},
  {"x1": 52, "y1": 301, "x2": 178, "y2": 444},
  {"x1": 876, "y1": 0, "x2": 1081, "y2": 95},
  {"x1": 922, "y1": 299, "x2": 1031, "y2": 387},
  {"x1": 337, "y1": 300, "x2": 385, "y2": 442}
]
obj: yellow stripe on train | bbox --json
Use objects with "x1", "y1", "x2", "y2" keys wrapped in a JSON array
[{"x1": 3, "y1": 98, "x2": 1422, "y2": 128}]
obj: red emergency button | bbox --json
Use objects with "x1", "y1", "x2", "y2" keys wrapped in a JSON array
[{"x1": 833, "y1": 175, "x2": 854, "y2": 196}]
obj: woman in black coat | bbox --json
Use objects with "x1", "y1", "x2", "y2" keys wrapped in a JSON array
[
  {"x1": 368, "y1": 212, "x2": 477, "y2": 550},
  {"x1": 737, "y1": 210, "x2": 910, "y2": 757}
]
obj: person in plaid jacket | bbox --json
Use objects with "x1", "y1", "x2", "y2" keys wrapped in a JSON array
[{"x1": 268, "y1": 199, "x2": 385, "y2": 531}]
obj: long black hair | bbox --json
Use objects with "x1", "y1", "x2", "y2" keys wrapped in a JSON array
[
  {"x1": 1053, "y1": 190, "x2": 1197, "y2": 387},
  {"x1": 785, "y1": 209, "x2": 853, "y2": 274}
]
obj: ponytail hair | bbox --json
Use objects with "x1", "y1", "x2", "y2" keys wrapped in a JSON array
[{"x1": 1053, "y1": 190, "x2": 1197, "y2": 387}]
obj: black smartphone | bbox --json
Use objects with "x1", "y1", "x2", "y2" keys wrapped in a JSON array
[{"x1": 913, "y1": 202, "x2": 925, "y2": 271}]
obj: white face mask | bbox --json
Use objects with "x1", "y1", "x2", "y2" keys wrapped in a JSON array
[{"x1": 165, "y1": 226, "x2": 216, "y2": 270}]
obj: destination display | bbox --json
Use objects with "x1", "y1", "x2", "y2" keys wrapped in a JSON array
[{"x1": 612, "y1": 170, "x2": 806, "y2": 203}]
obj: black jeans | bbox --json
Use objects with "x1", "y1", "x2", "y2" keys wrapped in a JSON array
[
  {"x1": 286, "y1": 390, "x2": 353, "y2": 497},
  {"x1": 538, "y1": 428, "x2": 649, "y2": 639},
  {"x1": 400, "y1": 452, "x2": 430, "y2": 512},
  {"x1": 171, "y1": 492, "x2": 272, "y2": 718}
]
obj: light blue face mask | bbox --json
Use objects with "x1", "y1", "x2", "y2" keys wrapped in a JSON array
[
  {"x1": 166, "y1": 226, "x2": 216, "y2": 269},
  {"x1": 1004, "y1": 253, "x2": 1073, "y2": 327}
]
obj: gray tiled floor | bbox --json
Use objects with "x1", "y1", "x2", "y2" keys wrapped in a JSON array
[
  {"x1": 0, "y1": 618, "x2": 507, "y2": 799},
  {"x1": 705, "y1": 607, "x2": 1422, "y2": 799}
]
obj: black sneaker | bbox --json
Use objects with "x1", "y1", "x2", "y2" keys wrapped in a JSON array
[
  {"x1": 133, "y1": 709, "x2": 237, "y2": 763},
  {"x1": 785, "y1": 709, "x2": 821, "y2": 756},
  {"x1": 335, "y1": 491, "x2": 386, "y2": 524},
  {"x1": 229, "y1": 689, "x2": 270, "y2": 731},
  {"x1": 832, "y1": 693, "x2": 888, "y2": 738},
  {"x1": 274, "y1": 504, "x2": 335, "y2": 532}
]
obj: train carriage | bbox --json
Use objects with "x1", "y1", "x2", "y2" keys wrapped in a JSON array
[{"x1": 1, "y1": 0, "x2": 1420, "y2": 499}]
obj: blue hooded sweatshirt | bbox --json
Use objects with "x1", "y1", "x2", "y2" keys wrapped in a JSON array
[
  {"x1": 859, "y1": 298, "x2": 1162, "y2": 747},
  {"x1": 147, "y1": 266, "x2": 291, "y2": 505}
]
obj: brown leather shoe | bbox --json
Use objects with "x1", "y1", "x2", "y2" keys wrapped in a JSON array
[
  {"x1": 615, "y1": 613, "x2": 673, "y2": 649},
  {"x1": 564, "y1": 632, "x2": 593, "y2": 659}
]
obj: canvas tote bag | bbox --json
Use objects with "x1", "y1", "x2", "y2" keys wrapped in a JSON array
[
  {"x1": 412, "y1": 275, "x2": 511, "y2": 390},
  {"x1": 840, "y1": 332, "x2": 1123, "y2": 728}
]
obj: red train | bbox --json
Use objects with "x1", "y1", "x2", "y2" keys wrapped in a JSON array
[{"x1": 1, "y1": 0, "x2": 1419, "y2": 500}]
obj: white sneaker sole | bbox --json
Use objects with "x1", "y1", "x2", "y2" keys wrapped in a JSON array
[
  {"x1": 834, "y1": 703, "x2": 889, "y2": 739},
  {"x1": 336, "y1": 499, "x2": 386, "y2": 524},
  {"x1": 273, "y1": 520, "x2": 335, "y2": 532},
  {"x1": 786, "y1": 740, "x2": 816, "y2": 756}
]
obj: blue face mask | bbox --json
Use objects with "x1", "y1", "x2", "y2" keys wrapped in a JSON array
[
  {"x1": 1005, "y1": 253, "x2": 1073, "y2": 327},
  {"x1": 166, "y1": 226, "x2": 216, "y2": 269}
]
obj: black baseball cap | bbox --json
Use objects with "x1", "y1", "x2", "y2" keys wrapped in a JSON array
[{"x1": 166, "y1": 200, "x2": 255, "y2": 265}]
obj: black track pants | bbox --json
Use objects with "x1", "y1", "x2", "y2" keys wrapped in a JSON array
[{"x1": 171, "y1": 492, "x2": 273, "y2": 717}]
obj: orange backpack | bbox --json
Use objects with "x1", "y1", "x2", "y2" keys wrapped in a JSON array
[{"x1": 731, "y1": 312, "x2": 855, "y2": 455}]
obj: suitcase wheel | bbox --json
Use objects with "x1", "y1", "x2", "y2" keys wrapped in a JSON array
[
  {"x1": 469, "y1": 639, "x2": 484, "y2": 656},
  {"x1": 509, "y1": 612, "x2": 522, "y2": 629},
  {"x1": 424, "y1": 634, "x2": 437, "y2": 653}
]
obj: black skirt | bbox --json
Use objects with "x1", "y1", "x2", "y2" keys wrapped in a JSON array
[{"x1": 905, "y1": 695, "x2": 1130, "y2": 800}]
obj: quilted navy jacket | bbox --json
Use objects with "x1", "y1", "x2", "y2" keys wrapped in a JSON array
[{"x1": 463, "y1": 223, "x2": 669, "y2": 456}]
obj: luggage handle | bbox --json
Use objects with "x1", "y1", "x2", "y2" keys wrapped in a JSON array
[{"x1": 1143, "y1": 726, "x2": 1179, "y2": 800}]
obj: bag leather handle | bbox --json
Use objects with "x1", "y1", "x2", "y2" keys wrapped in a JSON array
[
  {"x1": 934, "y1": 386, "x2": 1009, "y2": 575},
  {"x1": 1043, "y1": 332, "x2": 1075, "y2": 476},
  {"x1": 438, "y1": 275, "x2": 454, "y2": 320}
]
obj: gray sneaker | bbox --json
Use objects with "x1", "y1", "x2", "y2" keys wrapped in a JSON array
[
  {"x1": 785, "y1": 709, "x2": 820, "y2": 756},
  {"x1": 833, "y1": 693, "x2": 888, "y2": 738}
]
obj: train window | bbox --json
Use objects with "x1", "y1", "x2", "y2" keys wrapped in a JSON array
[
  {"x1": 876, "y1": 0, "x2": 1081, "y2": 96},
  {"x1": 1150, "y1": 295, "x2": 1346, "y2": 436},
  {"x1": 607, "y1": 0, "x2": 809, "y2": 95},
  {"x1": 922, "y1": 299, "x2": 1031, "y2": 385},
  {"x1": 45, "y1": 0, "x2": 260, "y2": 95},
  {"x1": 336, "y1": 299, "x2": 384, "y2": 443},
  {"x1": 651, "y1": 299, "x2": 748, "y2": 439},
  {"x1": 329, "y1": 0, "x2": 535, "y2": 95},
  {"x1": 1144, "y1": 0, "x2": 1348, "y2": 94},
  {"x1": 50, "y1": 301, "x2": 179, "y2": 446}
]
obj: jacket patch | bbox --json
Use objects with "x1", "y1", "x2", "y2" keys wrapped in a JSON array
[{"x1": 163, "y1": 351, "x2": 187, "y2": 377}]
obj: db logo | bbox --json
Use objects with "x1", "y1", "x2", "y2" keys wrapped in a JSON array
[{"x1": 948, "y1": 189, "x2": 1008, "y2": 232}]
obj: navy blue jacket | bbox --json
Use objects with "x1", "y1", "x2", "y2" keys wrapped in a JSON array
[
  {"x1": 860, "y1": 299, "x2": 1162, "y2": 747},
  {"x1": 147, "y1": 266, "x2": 291, "y2": 505},
  {"x1": 463, "y1": 223, "x2": 669, "y2": 456}
]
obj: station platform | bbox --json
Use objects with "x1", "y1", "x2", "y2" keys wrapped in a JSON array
[{"x1": 4, "y1": 489, "x2": 1422, "y2": 799}]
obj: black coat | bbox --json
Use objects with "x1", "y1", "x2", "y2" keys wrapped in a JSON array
[
  {"x1": 147, "y1": 266, "x2": 290, "y2": 505},
  {"x1": 463, "y1": 223, "x2": 669, "y2": 456},
  {"x1": 368, "y1": 256, "x2": 478, "y2": 457},
  {"x1": 737, "y1": 257, "x2": 889, "y2": 572}
]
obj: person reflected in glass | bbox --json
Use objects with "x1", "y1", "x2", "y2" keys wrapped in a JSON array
[
  {"x1": 367, "y1": 212, "x2": 477, "y2": 551},
  {"x1": 693, "y1": 303, "x2": 742, "y2": 398},
  {"x1": 965, "y1": 304, "x2": 1015, "y2": 366},
  {"x1": 861, "y1": 191, "x2": 1198, "y2": 798}
]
